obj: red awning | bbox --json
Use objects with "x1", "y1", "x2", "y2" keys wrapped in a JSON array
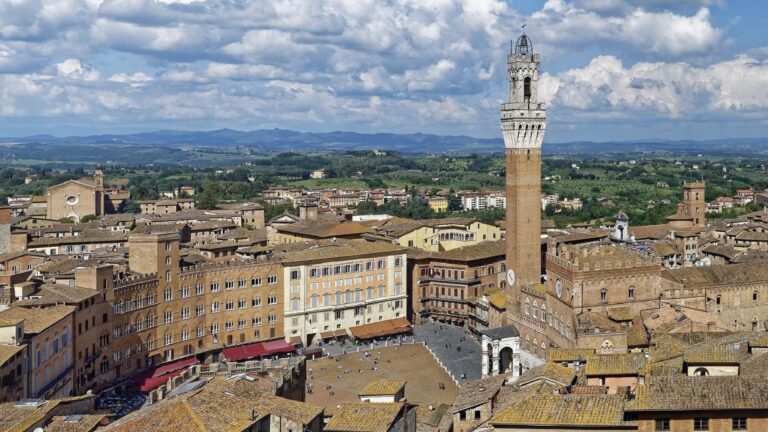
[
  {"x1": 152, "y1": 357, "x2": 199, "y2": 378},
  {"x1": 138, "y1": 369, "x2": 185, "y2": 393},
  {"x1": 263, "y1": 339, "x2": 296, "y2": 355},
  {"x1": 222, "y1": 342, "x2": 267, "y2": 362}
]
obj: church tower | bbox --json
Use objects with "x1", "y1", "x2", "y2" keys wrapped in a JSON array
[
  {"x1": 94, "y1": 166, "x2": 105, "y2": 216},
  {"x1": 683, "y1": 181, "x2": 706, "y2": 228},
  {"x1": 502, "y1": 32, "x2": 547, "y2": 301}
]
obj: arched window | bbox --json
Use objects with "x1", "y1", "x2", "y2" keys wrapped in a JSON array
[
  {"x1": 716, "y1": 295, "x2": 721, "y2": 305},
  {"x1": 524, "y1": 77, "x2": 531, "y2": 101},
  {"x1": 628, "y1": 286, "x2": 635, "y2": 301},
  {"x1": 541, "y1": 304, "x2": 547, "y2": 322},
  {"x1": 541, "y1": 343, "x2": 547, "y2": 359},
  {"x1": 525, "y1": 335, "x2": 530, "y2": 351},
  {"x1": 532, "y1": 301, "x2": 538, "y2": 319},
  {"x1": 600, "y1": 288, "x2": 607, "y2": 303},
  {"x1": 753, "y1": 291, "x2": 758, "y2": 302},
  {"x1": 524, "y1": 297, "x2": 530, "y2": 315},
  {"x1": 693, "y1": 367, "x2": 709, "y2": 376},
  {"x1": 533, "y1": 338, "x2": 537, "y2": 355}
]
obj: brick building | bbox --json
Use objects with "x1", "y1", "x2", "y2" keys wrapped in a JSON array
[
  {"x1": 408, "y1": 240, "x2": 506, "y2": 329},
  {"x1": 109, "y1": 232, "x2": 285, "y2": 373}
]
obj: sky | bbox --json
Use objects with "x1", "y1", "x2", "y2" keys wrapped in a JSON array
[{"x1": 0, "y1": 0, "x2": 767, "y2": 142}]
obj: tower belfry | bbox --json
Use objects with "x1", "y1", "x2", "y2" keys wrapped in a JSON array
[{"x1": 502, "y1": 31, "x2": 547, "y2": 299}]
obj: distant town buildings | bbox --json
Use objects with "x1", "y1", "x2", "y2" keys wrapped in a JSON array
[{"x1": 5, "y1": 29, "x2": 768, "y2": 432}]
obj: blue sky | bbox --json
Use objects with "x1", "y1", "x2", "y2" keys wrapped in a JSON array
[{"x1": 0, "y1": 0, "x2": 766, "y2": 142}]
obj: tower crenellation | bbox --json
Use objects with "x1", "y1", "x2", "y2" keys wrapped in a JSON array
[{"x1": 501, "y1": 34, "x2": 547, "y2": 151}]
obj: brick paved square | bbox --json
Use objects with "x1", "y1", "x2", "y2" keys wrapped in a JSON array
[{"x1": 306, "y1": 344, "x2": 458, "y2": 408}]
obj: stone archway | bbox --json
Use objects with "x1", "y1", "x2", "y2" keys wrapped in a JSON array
[
  {"x1": 500, "y1": 347, "x2": 514, "y2": 373},
  {"x1": 480, "y1": 326, "x2": 521, "y2": 381}
]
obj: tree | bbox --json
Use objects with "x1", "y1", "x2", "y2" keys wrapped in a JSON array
[
  {"x1": 121, "y1": 199, "x2": 141, "y2": 214},
  {"x1": 355, "y1": 201, "x2": 379, "y2": 215},
  {"x1": 80, "y1": 214, "x2": 97, "y2": 223},
  {"x1": 448, "y1": 194, "x2": 463, "y2": 211},
  {"x1": 261, "y1": 202, "x2": 296, "y2": 220},
  {"x1": 197, "y1": 187, "x2": 219, "y2": 210},
  {"x1": 364, "y1": 177, "x2": 386, "y2": 189},
  {"x1": 544, "y1": 203, "x2": 556, "y2": 217}
]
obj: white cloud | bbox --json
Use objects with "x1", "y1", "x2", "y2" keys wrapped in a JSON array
[
  {"x1": 532, "y1": 1, "x2": 722, "y2": 57},
  {"x1": 108, "y1": 72, "x2": 153, "y2": 87},
  {"x1": 56, "y1": 58, "x2": 100, "y2": 81},
  {"x1": 543, "y1": 54, "x2": 768, "y2": 118},
  {"x1": 0, "y1": 0, "x2": 762, "y2": 139}
]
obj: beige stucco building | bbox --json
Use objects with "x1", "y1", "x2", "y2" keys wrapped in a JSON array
[
  {"x1": 374, "y1": 217, "x2": 502, "y2": 252},
  {"x1": 0, "y1": 304, "x2": 75, "y2": 399},
  {"x1": 280, "y1": 241, "x2": 408, "y2": 346}
]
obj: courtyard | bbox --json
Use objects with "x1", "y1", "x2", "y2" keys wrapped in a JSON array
[{"x1": 306, "y1": 343, "x2": 458, "y2": 408}]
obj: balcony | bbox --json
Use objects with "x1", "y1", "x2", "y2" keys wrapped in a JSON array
[
  {"x1": 419, "y1": 296, "x2": 468, "y2": 305},
  {"x1": 468, "y1": 312, "x2": 488, "y2": 326},
  {"x1": 418, "y1": 276, "x2": 480, "y2": 285},
  {"x1": 419, "y1": 309, "x2": 467, "y2": 320}
]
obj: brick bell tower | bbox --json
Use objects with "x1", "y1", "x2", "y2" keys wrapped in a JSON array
[{"x1": 502, "y1": 31, "x2": 547, "y2": 304}]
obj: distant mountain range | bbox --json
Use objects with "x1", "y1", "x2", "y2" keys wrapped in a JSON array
[{"x1": 3, "y1": 128, "x2": 768, "y2": 155}]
